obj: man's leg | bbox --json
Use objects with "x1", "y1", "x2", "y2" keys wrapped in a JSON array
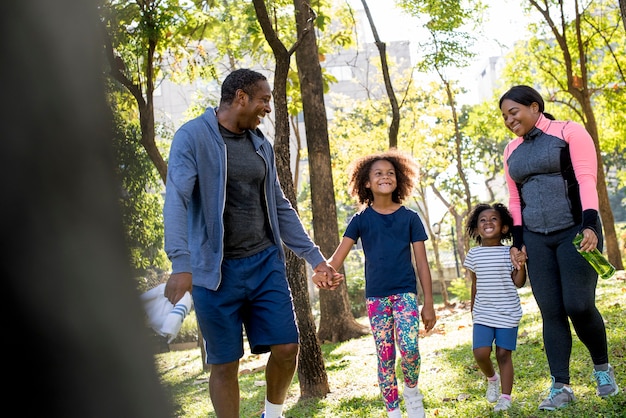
[
  {"x1": 265, "y1": 343, "x2": 299, "y2": 404},
  {"x1": 209, "y1": 360, "x2": 240, "y2": 418}
]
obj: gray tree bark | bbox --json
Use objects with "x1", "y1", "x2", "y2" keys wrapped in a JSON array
[
  {"x1": 252, "y1": 0, "x2": 331, "y2": 398},
  {"x1": 293, "y1": 0, "x2": 369, "y2": 343}
]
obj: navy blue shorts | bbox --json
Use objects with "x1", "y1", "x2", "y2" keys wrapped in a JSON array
[
  {"x1": 193, "y1": 246, "x2": 299, "y2": 365},
  {"x1": 473, "y1": 323, "x2": 518, "y2": 351}
]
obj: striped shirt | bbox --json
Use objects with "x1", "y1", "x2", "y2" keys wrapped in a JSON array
[{"x1": 464, "y1": 246, "x2": 522, "y2": 328}]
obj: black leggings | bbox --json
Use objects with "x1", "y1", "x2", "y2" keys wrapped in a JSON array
[{"x1": 524, "y1": 225, "x2": 608, "y2": 385}]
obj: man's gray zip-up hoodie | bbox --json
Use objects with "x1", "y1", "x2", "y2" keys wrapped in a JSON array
[{"x1": 164, "y1": 107, "x2": 325, "y2": 290}]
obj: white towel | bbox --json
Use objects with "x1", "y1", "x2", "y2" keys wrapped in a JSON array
[{"x1": 140, "y1": 283, "x2": 194, "y2": 343}]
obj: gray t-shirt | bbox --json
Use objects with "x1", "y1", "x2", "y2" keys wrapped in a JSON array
[{"x1": 220, "y1": 125, "x2": 273, "y2": 258}]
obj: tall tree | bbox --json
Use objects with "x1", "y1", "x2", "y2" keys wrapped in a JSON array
[
  {"x1": 293, "y1": 0, "x2": 369, "y2": 342},
  {"x1": 359, "y1": 0, "x2": 401, "y2": 148},
  {"x1": 251, "y1": 0, "x2": 331, "y2": 398},
  {"x1": 101, "y1": 0, "x2": 183, "y2": 182},
  {"x1": 520, "y1": 0, "x2": 624, "y2": 269},
  {"x1": 111, "y1": 105, "x2": 168, "y2": 278},
  {"x1": 400, "y1": 0, "x2": 483, "y2": 271}
]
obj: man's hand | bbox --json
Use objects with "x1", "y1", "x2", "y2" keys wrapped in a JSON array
[
  {"x1": 312, "y1": 262, "x2": 344, "y2": 290},
  {"x1": 164, "y1": 272, "x2": 192, "y2": 305}
]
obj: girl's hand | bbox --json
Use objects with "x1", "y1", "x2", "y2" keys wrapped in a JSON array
[
  {"x1": 510, "y1": 245, "x2": 527, "y2": 270},
  {"x1": 312, "y1": 269, "x2": 344, "y2": 290},
  {"x1": 421, "y1": 303, "x2": 437, "y2": 332}
]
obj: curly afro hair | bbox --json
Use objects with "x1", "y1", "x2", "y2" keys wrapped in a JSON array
[
  {"x1": 348, "y1": 149, "x2": 418, "y2": 206},
  {"x1": 465, "y1": 202, "x2": 514, "y2": 245}
]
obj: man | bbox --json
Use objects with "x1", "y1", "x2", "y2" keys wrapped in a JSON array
[{"x1": 164, "y1": 68, "x2": 341, "y2": 418}]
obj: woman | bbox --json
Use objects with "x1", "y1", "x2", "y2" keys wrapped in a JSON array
[{"x1": 499, "y1": 85, "x2": 619, "y2": 411}]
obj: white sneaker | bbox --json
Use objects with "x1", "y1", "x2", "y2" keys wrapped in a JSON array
[
  {"x1": 486, "y1": 373, "x2": 500, "y2": 403},
  {"x1": 387, "y1": 408, "x2": 402, "y2": 418},
  {"x1": 404, "y1": 387, "x2": 425, "y2": 418},
  {"x1": 494, "y1": 397, "x2": 511, "y2": 411}
]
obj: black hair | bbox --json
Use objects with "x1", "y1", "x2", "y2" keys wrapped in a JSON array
[
  {"x1": 498, "y1": 85, "x2": 555, "y2": 120},
  {"x1": 220, "y1": 69, "x2": 267, "y2": 105},
  {"x1": 465, "y1": 202, "x2": 514, "y2": 245},
  {"x1": 348, "y1": 149, "x2": 418, "y2": 206}
]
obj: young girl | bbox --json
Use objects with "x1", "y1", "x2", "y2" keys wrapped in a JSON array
[
  {"x1": 314, "y1": 150, "x2": 436, "y2": 418},
  {"x1": 463, "y1": 203, "x2": 527, "y2": 412}
]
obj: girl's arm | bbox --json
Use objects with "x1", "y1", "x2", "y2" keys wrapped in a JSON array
[
  {"x1": 311, "y1": 237, "x2": 355, "y2": 287},
  {"x1": 412, "y1": 241, "x2": 436, "y2": 331}
]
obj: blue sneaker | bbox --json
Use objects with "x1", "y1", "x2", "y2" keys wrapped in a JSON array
[
  {"x1": 593, "y1": 364, "x2": 619, "y2": 397},
  {"x1": 538, "y1": 377, "x2": 575, "y2": 411}
]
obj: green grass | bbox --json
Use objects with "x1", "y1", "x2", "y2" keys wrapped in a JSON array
[{"x1": 156, "y1": 274, "x2": 626, "y2": 417}]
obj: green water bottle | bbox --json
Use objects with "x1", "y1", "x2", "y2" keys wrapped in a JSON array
[{"x1": 572, "y1": 233, "x2": 616, "y2": 279}]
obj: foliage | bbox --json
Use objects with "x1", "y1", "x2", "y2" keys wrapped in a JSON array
[
  {"x1": 495, "y1": 0, "x2": 626, "y2": 231},
  {"x1": 111, "y1": 98, "x2": 168, "y2": 277},
  {"x1": 400, "y1": 0, "x2": 484, "y2": 72},
  {"x1": 447, "y1": 277, "x2": 470, "y2": 301},
  {"x1": 343, "y1": 249, "x2": 367, "y2": 317},
  {"x1": 157, "y1": 273, "x2": 626, "y2": 417}
]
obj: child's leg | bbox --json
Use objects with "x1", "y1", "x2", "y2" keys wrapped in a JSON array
[
  {"x1": 473, "y1": 346, "x2": 495, "y2": 377},
  {"x1": 473, "y1": 324, "x2": 496, "y2": 378},
  {"x1": 474, "y1": 324, "x2": 500, "y2": 403},
  {"x1": 367, "y1": 296, "x2": 399, "y2": 411},
  {"x1": 494, "y1": 327, "x2": 519, "y2": 397},
  {"x1": 393, "y1": 293, "x2": 421, "y2": 387},
  {"x1": 495, "y1": 346, "x2": 513, "y2": 395}
]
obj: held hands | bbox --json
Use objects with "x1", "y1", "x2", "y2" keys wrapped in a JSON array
[
  {"x1": 513, "y1": 250, "x2": 527, "y2": 268},
  {"x1": 312, "y1": 262, "x2": 344, "y2": 290},
  {"x1": 510, "y1": 246, "x2": 527, "y2": 270}
]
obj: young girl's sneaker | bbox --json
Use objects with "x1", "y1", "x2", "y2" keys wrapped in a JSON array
[
  {"x1": 486, "y1": 373, "x2": 500, "y2": 403},
  {"x1": 404, "y1": 386, "x2": 425, "y2": 418},
  {"x1": 494, "y1": 397, "x2": 511, "y2": 412}
]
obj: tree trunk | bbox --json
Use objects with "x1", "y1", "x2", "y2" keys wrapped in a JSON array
[
  {"x1": 619, "y1": 0, "x2": 626, "y2": 30},
  {"x1": 579, "y1": 98, "x2": 623, "y2": 270},
  {"x1": 102, "y1": 15, "x2": 168, "y2": 183},
  {"x1": 526, "y1": 0, "x2": 623, "y2": 269},
  {"x1": 252, "y1": 0, "x2": 331, "y2": 398},
  {"x1": 360, "y1": 0, "x2": 400, "y2": 148},
  {"x1": 293, "y1": 0, "x2": 369, "y2": 342}
]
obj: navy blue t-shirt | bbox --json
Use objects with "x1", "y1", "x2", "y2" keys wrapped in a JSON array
[{"x1": 344, "y1": 206, "x2": 428, "y2": 298}]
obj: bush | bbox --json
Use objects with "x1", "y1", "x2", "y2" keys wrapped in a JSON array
[{"x1": 447, "y1": 277, "x2": 471, "y2": 301}]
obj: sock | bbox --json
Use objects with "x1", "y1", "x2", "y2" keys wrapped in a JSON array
[
  {"x1": 594, "y1": 363, "x2": 609, "y2": 372},
  {"x1": 553, "y1": 382, "x2": 565, "y2": 389},
  {"x1": 264, "y1": 399, "x2": 283, "y2": 418},
  {"x1": 387, "y1": 408, "x2": 402, "y2": 418},
  {"x1": 487, "y1": 373, "x2": 499, "y2": 381},
  {"x1": 500, "y1": 394, "x2": 511, "y2": 401}
]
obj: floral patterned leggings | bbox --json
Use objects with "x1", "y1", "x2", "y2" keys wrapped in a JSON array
[{"x1": 366, "y1": 292, "x2": 421, "y2": 411}]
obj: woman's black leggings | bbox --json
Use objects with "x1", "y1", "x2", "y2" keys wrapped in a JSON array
[{"x1": 524, "y1": 225, "x2": 609, "y2": 385}]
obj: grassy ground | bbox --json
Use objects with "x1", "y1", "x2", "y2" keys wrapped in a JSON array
[{"x1": 156, "y1": 272, "x2": 626, "y2": 417}]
